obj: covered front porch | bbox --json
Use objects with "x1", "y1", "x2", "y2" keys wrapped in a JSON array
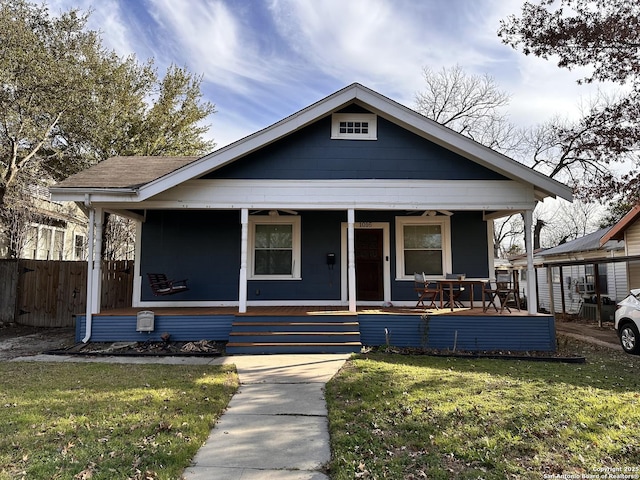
[
  {"x1": 74, "y1": 305, "x2": 556, "y2": 354},
  {"x1": 51, "y1": 84, "x2": 573, "y2": 350}
]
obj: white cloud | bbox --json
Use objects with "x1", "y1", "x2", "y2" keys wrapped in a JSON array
[
  {"x1": 45, "y1": 0, "x2": 627, "y2": 148},
  {"x1": 146, "y1": 0, "x2": 298, "y2": 95},
  {"x1": 267, "y1": 0, "x2": 430, "y2": 102}
]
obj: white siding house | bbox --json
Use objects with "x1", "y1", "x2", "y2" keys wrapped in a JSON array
[
  {"x1": 512, "y1": 227, "x2": 625, "y2": 321},
  {"x1": 600, "y1": 205, "x2": 640, "y2": 291}
]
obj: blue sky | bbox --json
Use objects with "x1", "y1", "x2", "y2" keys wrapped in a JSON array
[{"x1": 49, "y1": 0, "x2": 605, "y2": 149}]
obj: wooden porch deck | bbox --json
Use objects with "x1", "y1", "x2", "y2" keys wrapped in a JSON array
[{"x1": 95, "y1": 305, "x2": 535, "y2": 317}]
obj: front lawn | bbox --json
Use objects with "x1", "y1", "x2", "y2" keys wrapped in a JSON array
[
  {"x1": 326, "y1": 339, "x2": 640, "y2": 479},
  {"x1": 0, "y1": 362, "x2": 238, "y2": 480}
]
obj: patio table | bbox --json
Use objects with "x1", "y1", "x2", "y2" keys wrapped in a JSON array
[{"x1": 435, "y1": 278, "x2": 488, "y2": 311}]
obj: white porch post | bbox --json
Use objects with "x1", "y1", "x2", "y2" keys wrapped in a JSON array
[
  {"x1": 239, "y1": 208, "x2": 249, "y2": 313},
  {"x1": 83, "y1": 206, "x2": 95, "y2": 343},
  {"x1": 524, "y1": 209, "x2": 537, "y2": 314},
  {"x1": 91, "y1": 207, "x2": 103, "y2": 314},
  {"x1": 347, "y1": 209, "x2": 356, "y2": 312},
  {"x1": 132, "y1": 219, "x2": 143, "y2": 307}
]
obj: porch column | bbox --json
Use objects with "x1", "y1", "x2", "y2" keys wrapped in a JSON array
[
  {"x1": 524, "y1": 209, "x2": 537, "y2": 314},
  {"x1": 347, "y1": 209, "x2": 356, "y2": 312},
  {"x1": 83, "y1": 206, "x2": 95, "y2": 343},
  {"x1": 91, "y1": 207, "x2": 103, "y2": 314},
  {"x1": 239, "y1": 208, "x2": 249, "y2": 313},
  {"x1": 132, "y1": 219, "x2": 143, "y2": 308}
]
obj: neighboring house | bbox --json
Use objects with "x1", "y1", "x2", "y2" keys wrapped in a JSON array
[
  {"x1": 600, "y1": 205, "x2": 640, "y2": 290},
  {"x1": 513, "y1": 228, "x2": 626, "y2": 321},
  {"x1": 50, "y1": 83, "x2": 573, "y2": 352},
  {"x1": 0, "y1": 184, "x2": 88, "y2": 260}
]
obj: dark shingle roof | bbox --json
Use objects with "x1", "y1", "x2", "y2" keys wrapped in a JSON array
[{"x1": 54, "y1": 156, "x2": 199, "y2": 189}]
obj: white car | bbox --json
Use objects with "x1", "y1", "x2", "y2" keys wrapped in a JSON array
[{"x1": 615, "y1": 289, "x2": 640, "y2": 355}]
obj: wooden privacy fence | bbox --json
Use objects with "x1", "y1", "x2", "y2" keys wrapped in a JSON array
[{"x1": 0, "y1": 259, "x2": 134, "y2": 327}]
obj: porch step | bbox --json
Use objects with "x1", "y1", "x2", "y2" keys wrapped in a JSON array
[
  {"x1": 226, "y1": 315, "x2": 362, "y2": 354},
  {"x1": 230, "y1": 321, "x2": 360, "y2": 332}
]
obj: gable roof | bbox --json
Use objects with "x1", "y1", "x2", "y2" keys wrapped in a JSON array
[
  {"x1": 51, "y1": 83, "x2": 573, "y2": 203},
  {"x1": 599, "y1": 205, "x2": 640, "y2": 245}
]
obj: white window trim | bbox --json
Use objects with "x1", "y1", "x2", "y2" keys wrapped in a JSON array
[
  {"x1": 23, "y1": 224, "x2": 67, "y2": 260},
  {"x1": 395, "y1": 216, "x2": 452, "y2": 280},
  {"x1": 331, "y1": 113, "x2": 377, "y2": 140},
  {"x1": 74, "y1": 233, "x2": 87, "y2": 260},
  {"x1": 248, "y1": 215, "x2": 301, "y2": 280}
]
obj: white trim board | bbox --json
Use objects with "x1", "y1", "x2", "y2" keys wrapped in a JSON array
[{"x1": 119, "y1": 179, "x2": 537, "y2": 211}]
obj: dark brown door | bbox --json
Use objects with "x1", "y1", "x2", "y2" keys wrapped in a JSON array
[{"x1": 355, "y1": 229, "x2": 384, "y2": 301}]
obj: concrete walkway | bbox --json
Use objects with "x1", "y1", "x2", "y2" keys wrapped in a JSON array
[
  {"x1": 12, "y1": 353, "x2": 349, "y2": 480},
  {"x1": 183, "y1": 354, "x2": 348, "y2": 480}
]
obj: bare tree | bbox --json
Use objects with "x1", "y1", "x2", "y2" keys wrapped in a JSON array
[
  {"x1": 534, "y1": 200, "x2": 604, "y2": 248},
  {"x1": 415, "y1": 65, "x2": 522, "y2": 152},
  {"x1": 514, "y1": 92, "x2": 630, "y2": 194},
  {"x1": 415, "y1": 65, "x2": 529, "y2": 257},
  {"x1": 0, "y1": 186, "x2": 37, "y2": 258},
  {"x1": 414, "y1": 65, "x2": 626, "y2": 255},
  {"x1": 493, "y1": 215, "x2": 524, "y2": 258},
  {"x1": 102, "y1": 215, "x2": 136, "y2": 261}
]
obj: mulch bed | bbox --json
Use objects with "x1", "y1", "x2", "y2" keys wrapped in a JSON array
[{"x1": 46, "y1": 339, "x2": 225, "y2": 357}]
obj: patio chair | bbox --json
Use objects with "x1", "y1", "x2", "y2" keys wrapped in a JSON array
[
  {"x1": 443, "y1": 273, "x2": 466, "y2": 308},
  {"x1": 147, "y1": 273, "x2": 189, "y2": 296},
  {"x1": 483, "y1": 281, "x2": 500, "y2": 312},
  {"x1": 494, "y1": 272, "x2": 520, "y2": 313},
  {"x1": 414, "y1": 272, "x2": 439, "y2": 308}
]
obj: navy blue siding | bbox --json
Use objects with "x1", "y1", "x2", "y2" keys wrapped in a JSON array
[
  {"x1": 359, "y1": 315, "x2": 556, "y2": 351},
  {"x1": 139, "y1": 210, "x2": 489, "y2": 303},
  {"x1": 75, "y1": 314, "x2": 234, "y2": 342},
  {"x1": 76, "y1": 313, "x2": 556, "y2": 352},
  {"x1": 206, "y1": 115, "x2": 507, "y2": 181},
  {"x1": 140, "y1": 210, "x2": 241, "y2": 301},
  {"x1": 248, "y1": 211, "x2": 344, "y2": 300}
]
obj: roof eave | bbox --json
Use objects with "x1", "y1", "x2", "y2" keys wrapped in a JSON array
[
  {"x1": 600, "y1": 205, "x2": 640, "y2": 246},
  {"x1": 50, "y1": 187, "x2": 138, "y2": 203}
]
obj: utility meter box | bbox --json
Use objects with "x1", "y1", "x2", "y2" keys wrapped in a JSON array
[{"x1": 136, "y1": 310, "x2": 155, "y2": 332}]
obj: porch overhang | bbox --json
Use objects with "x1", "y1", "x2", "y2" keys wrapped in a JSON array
[{"x1": 69, "y1": 179, "x2": 538, "y2": 213}]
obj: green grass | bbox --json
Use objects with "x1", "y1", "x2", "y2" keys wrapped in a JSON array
[
  {"x1": 0, "y1": 362, "x2": 238, "y2": 480},
  {"x1": 326, "y1": 338, "x2": 640, "y2": 479}
]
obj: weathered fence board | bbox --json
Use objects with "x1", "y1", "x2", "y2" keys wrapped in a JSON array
[
  {"x1": 0, "y1": 260, "x2": 19, "y2": 324},
  {"x1": 101, "y1": 260, "x2": 134, "y2": 310},
  {"x1": 6, "y1": 259, "x2": 134, "y2": 327},
  {"x1": 17, "y1": 260, "x2": 87, "y2": 327}
]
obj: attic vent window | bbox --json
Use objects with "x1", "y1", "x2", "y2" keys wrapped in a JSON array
[
  {"x1": 340, "y1": 121, "x2": 368, "y2": 134},
  {"x1": 331, "y1": 113, "x2": 377, "y2": 140}
]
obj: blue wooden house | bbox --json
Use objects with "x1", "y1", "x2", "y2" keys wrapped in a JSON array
[{"x1": 51, "y1": 83, "x2": 572, "y2": 353}]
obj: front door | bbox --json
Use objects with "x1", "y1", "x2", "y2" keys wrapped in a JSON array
[{"x1": 355, "y1": 229, "x2": 384, "y2": 301}]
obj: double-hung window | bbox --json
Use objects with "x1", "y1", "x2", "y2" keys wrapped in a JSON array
[
  {"x1": 396, "y1": 216, "x2": 451, "y2": 279},
  {"x1": 249, "y1": 216, "x2": 301, "y2": 279}
]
